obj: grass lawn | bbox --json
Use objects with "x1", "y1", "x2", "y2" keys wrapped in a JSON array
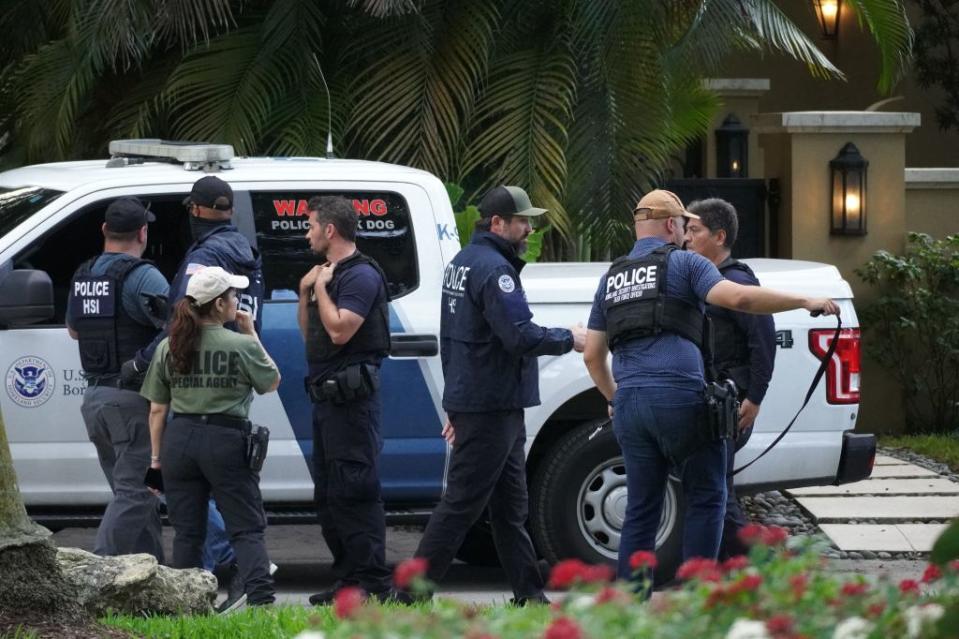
[{"x1": 880, "y1": 433, "x2": 959, "y2": 472}]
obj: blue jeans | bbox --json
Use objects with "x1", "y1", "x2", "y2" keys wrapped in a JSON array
[
  {"x1": 612, "y1": 386, "x2": 727, "y2": 582},
  {"x1": 202, "y1": 499, "x2": 236, "y2": 572}
]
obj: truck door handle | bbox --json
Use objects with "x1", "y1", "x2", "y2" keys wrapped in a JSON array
[{"x1": 390, "y1": 334, "x2": 439, "y2": 357}]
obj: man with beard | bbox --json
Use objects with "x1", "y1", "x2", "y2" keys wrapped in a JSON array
[
  {"x1": 298, "y1": 196, "x2": 401, "y2": 604},
  {"x1": 411, "y1": 186, "x2": 586, "y2": 605}
]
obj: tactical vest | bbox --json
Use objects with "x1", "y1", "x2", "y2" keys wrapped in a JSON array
[
  {"x1": 69, "y1": 255, "x2": 160, "y2": 375},
  {"x1": 305, "y1": 252, "x2": 391, "y2": 369},
  {"x1": 707, "y1": 257, "x2": 756, "y2": 390},
  {"x1": 603, "y1": 245, "x2": 704, "y2": 351}
]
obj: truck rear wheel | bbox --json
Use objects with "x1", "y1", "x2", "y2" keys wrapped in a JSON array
[{"x1": 529, "y1": 420, "x2": 685, "y2": 585}]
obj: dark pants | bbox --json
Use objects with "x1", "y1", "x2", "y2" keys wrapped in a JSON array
[
  {"x1": 162, "y1": 417, "x2": 274, "y2": 605},
  {"x1": 719, "y1": 424, "x2": 754, "y2": 559},
  {"x1": 415, "y1": 410, "x2": 545, "y2": 600},
  {"x1": 612, "y1": 386, "x2": 726, "y2": 582},
  {"x1": 81, "y1": 385, "x2": 164, "y2": 562},
  {"x1": 311, "y1": 392, "x2": 391, "y2": 594}
]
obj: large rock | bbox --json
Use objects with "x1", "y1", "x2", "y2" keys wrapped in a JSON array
[{"x1": 56, "y1": 547, "x2": 216, "y2": 615}]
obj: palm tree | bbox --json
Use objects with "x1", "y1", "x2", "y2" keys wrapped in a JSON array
[
  {"x1": 0, "y1": 0, "x2": 912, "y2": 260},
  {"x1": 0, "y1": 411, "x2": 77, "y2": 617}
]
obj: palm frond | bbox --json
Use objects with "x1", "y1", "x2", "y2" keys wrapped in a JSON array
[
  {"x1": 845, "y1": 0, "x2": 913, "y2": 93},
  {"x1": 154, "y1": 0, "x2": 236, "y2": 47},
  {"x1": 463, "y1": 43, "x2": 578, "y2": 238},
  {"x1": 348, "y1": 0, "x2": 419, "y2": 18},
  {"x1": 348, "y1": 0, "x2": 500, "y2": 178}
]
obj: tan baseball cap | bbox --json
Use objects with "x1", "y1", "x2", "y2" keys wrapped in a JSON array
[
  {"x1": 633, "y1": 189, "x2": 700, "y2": 221},
  {"x1": 186, "y1": 266, "x2": 249, "y2": 305}
]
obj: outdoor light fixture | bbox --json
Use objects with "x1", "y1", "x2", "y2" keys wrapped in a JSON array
[
  {"x1": 715, "y1": 114, "x2": 748, "y2": 178},
  {"x1": 813, "y1": 0, "x2": 841, "y2": 39},
  {"x1": 830, "y1": 142, "x2": 867, "y2": 236}
]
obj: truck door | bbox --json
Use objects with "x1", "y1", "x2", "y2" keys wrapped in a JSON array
[{"x1": 246, "y1": 183, "x2": 446, "y2": 505}]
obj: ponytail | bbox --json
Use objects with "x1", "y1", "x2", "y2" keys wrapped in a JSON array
[{"x1": 168, "y1": 297, "x2": 216, "y2": 374}]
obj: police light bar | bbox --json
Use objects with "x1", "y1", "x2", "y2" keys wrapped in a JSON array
[{"x1": 107, "y1": 139, "x2": 234, "y2": 171}]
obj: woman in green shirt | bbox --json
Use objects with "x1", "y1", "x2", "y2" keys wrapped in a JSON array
[{"x1": 141, "y1": 266, "x2": 280, "y2": 609}]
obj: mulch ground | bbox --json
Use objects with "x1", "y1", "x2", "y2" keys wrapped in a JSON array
[{"x1": 0, "y1": 611, "x2": 135, "y2": 638}]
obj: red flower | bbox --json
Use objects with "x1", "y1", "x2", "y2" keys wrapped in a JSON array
[
  {"x1": 840, "y1": 581, "x2": 868, "y2": 597},
  {"x1": 629, "y1": 551, "x2": 658, "y2": 571},
  {"x1": 676, "y1": 558, "x2": 722, "y2": 582},
  {"x1": 582, "y1": 564, "x2": 614, "y2": 584},
  {"x1": 728, "y1": 574, "x2": 763, "y2": 595},
  {"x1": 394, "y1": 557, "x2": 429, "y2": 589},
  {"x1": 595, "y1": 586, "x2": 624, "y2": 605},
  {"x1": 722, "y1": 556, "x2": 750, "y2": 572},
  {"x1": 866, "y1": 602, "x2": 886, "y2": 618},
  {"x1": 738, "y1": 523, "x2": 765, "y2": 545},
  {"x1": 766, "y1": 614, "x2": 794, "y2": 635},
  {"x1": 899, "y1": 579, "x2": 921, "y2": 595},
  {"x1": 922, "y1": 563, "x2": 943, "y2": 583},
  {"x1": 760, "y1": 525, "x2": 789, "y2": 546},
  {"x1": 548, "y1": 559, "x2": 589, "y2": 589},
  {"x1": 543, "y1": 617, "x2": 582, "y2": 639},
  {"x1": 333, "y1": 586, "x2": 365, "y2": 619},
  {"x1": 789, "y1": 574, "x2": 809, "y2": 599}
]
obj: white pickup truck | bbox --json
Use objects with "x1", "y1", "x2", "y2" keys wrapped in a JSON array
[{"x1": 0, "y1": 141, "x2": 874, "y2": 581}]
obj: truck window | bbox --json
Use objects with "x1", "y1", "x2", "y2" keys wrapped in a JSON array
[
  {"x1": 250, "y1": 191, "x2": 418, "y2": 300},
  {"x1": 0, "y1": 187, "x2": 64, "y2": 238},
  {"x1": 11, "y1": 195, "x2": 192, "y2": 324}
]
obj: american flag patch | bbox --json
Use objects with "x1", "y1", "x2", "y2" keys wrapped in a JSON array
[{"x1": 185, "y1": 263, "x2": 207, "y2": 275}]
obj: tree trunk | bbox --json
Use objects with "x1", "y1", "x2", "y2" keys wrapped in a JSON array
[{"x1": 0, "y1": 411, "x2": 80, "y2": 618}]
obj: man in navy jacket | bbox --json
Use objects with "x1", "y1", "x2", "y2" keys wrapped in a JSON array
[{"x1": 414, "y1": 186, "x2": 586, "y2": 604}]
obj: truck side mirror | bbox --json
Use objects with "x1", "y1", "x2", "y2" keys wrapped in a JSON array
[{"x1": 0, "y1": 269, "x2": 54, "y2": 328}]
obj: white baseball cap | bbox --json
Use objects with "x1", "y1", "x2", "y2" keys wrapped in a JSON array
[{"x1": 186, "y1": 266, "x2": 249, "y2": 305}]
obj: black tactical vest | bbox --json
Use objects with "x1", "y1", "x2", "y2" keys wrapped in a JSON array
[
  {"x1": 69, "y1": 255, "x2": 160, "y2": 375},
  {"x1": 707, "y1": 257, "x2": 755, "y2": 389},
  {"x1": 305, "y1": 252, "x2": 391, "y2": 369},
  {"x1": 602, "y1": 245, "x2": 704, "y2": 351}
]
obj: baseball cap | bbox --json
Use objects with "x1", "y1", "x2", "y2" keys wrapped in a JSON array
[
  {"x1": 104, "y1": 197, "x2": 155, "y2": 232},
  {"x1": 633, "y1": 189, "x2": 700, "y2": 221},
  {"x1": 477, "y1": 186, "x2": 547, "y2": 218},
  {"x1": 184, "y1": 176, "x2": 234, "y2": 211},
  {"x1": 185, "y1": 266, "x2": 249, "y2": 305}
]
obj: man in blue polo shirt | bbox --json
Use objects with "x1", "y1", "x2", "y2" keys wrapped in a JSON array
[{"x1": 583, "y1": 189, "x2": 838, "y2": 585}]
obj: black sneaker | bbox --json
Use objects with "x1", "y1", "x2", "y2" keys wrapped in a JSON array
[
  {"x1": 510, "y1": 595, "x2": 550, "y2": 607},
  {"x1": 216, "y1": 563, "x2": 248, "y2": 615},
  {"x1": 369, "y1": 588, "x2": 417, "y2": 606},
  {"x1": 308, "y1": 582, "x2": 354, "y2": 606}
]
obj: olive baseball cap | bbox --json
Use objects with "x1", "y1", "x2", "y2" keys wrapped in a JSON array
[
  {"x1": 186, "y1": 266, "x2": 249, "y2": 305},
  {"x1": 477, "y1": 186, "x2": 547, "y2": 218},
  {"x1": 633, "y1": 189, "x2": 700, "y2": 221}
]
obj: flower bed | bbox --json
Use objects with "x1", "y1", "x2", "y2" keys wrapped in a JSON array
[{"x1": 106, "y1": 524, "x2": 959, "y2": 639}]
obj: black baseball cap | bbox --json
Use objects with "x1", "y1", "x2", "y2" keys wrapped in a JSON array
[
  {"x1": 104, "y1": 197, "x2": 155, "y2": 232},
  {"x1": 477, "y1": 186, "x2": 547, "y2": 218},
  {"x1": 184, "y1": 175, "x2": 233, "y2": 210}
]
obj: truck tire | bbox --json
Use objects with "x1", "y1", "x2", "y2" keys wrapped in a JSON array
[{"x1": 530, "y1": 419, "x2": 685, "y2": 585}]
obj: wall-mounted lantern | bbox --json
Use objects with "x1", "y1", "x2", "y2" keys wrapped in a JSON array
[
  {"x1": 715, "y1": 114, "x2": 748, "y2": 178},
  {"x1": 830, "y1": 142, "x2": 867, "y2": 236},
  {"x1": 812, "y1": 0, "x2": 841, "y2": 39}
]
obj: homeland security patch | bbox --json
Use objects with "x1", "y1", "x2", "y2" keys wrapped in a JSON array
[
  {"x1": 6, "y1": 356, "x2": 56, "y2": 408},
  {"x1": 498, "y1": 274, "x2": 515, "y2": 293}
]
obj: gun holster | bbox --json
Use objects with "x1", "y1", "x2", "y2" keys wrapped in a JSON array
[
  {"x1": 305, "y1": 363, "x2": 380, "y2": 405},
  {"x1": 245, "y1": 424, "x2": 270, "y2": 472},
  {"x1": 704, "y1": 379, "x2": 740, "y2": 441}
]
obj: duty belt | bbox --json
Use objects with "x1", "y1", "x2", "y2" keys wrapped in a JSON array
[
  {"x1": 85, "y1": 374, "x2": 141, "y2": 392},
  {"x1": 173, "y1": 413, "x2": 251, "y2": 431}
]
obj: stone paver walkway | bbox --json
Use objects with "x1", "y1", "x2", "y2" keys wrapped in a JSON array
[{"x1": 786, "y1": 455, "x2": 958, "y2": 553}]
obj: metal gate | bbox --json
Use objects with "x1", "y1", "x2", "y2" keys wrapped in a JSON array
[{"x1": 664, "y1": 178, "x2": 768, "y2": 258}]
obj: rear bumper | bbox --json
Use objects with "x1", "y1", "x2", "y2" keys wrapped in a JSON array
[{"x1": 834, "y1": 430, "x2": 876, "y2": 485}]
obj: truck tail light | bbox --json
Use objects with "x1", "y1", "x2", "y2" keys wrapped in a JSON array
[{"x1": 808, "y1": 328, "x2": 861, "y2": 404}]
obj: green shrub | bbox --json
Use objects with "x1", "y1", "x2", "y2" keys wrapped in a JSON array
[{"x1": 856, "y1": 233, "x2": 959, "y2": 433}]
